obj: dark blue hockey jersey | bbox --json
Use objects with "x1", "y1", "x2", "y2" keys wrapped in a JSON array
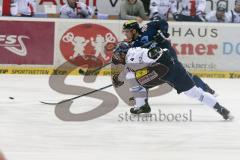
[
  {"x1": 128, "y1": 19, "x2": 211, "y2": 93},
  {"x1": 131, "y1": 19, "x2": 169, "y2": 48}
]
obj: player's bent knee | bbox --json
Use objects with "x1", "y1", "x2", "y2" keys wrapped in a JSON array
[
  {"x1": 130, "y1": 85, "x2": 146, "y2": 93},
  {"x1": 184, "y1": 86, "x2": 203, "y2": 99},
  {"x1": 130, "y1": 86, "x2": 147, "y2": 99},
  {"x1": 184, "y1": 86, "x2": 217, "y2": 107}
]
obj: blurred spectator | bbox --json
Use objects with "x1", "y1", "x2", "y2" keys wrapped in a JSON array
[
  {"x1": 0, "y1": 151, "x2": 6, "y2": 160},
  {"x1": 10, "y1": 0, "x2": 36, "y2": 17},
  {"x1": 206, "y1": 0, "x2": 230, "y2": 23},
  {"x1": 149, "y1": 0, "x2": 178, "y2": 21},
  {"x1": 60, "y1": 0, "x2": 93, "y2": 18},
  {"x1": 141, "y1": 0, "x2": 150, "y2": 16},
  {"x1": 119, "y1": 0, "x2": 147, "y2": 23},
  {"x1": 226, "y1": 0, "x2": 240, "y2": 23},
  {"x1": 2, "y1": 0, "x2": 11, "y2": 16},
  {"x1": 175, "y1": 0, "x2": 206, "y2": 22}
]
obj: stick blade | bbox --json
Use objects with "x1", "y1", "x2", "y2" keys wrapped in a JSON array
[
  {"x1": 40, "y1": 101, "x2": 59, "y2": 105},
  {"x1": 40, "y1": 99, "x2": 71, "y2": 105}
]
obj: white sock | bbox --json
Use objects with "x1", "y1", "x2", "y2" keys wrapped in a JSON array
[
  {"x1": 184, "y1": 86, "x2": 217, "y2": 108},
  {"x1": 135, "y1": 97, "x2": 146, "y2": 108}
]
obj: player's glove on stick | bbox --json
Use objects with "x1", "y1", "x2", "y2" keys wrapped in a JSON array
[
  {"x1": 154, "y1": 30, "x2": 170, "y2": 43},
  {"x1": 112, "y1": 74, "x2": 124, "y2": 88}
]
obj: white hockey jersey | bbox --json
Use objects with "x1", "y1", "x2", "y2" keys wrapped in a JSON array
[
  {"x1": 180, "y1": 0, "x2": 206, "y2": 16},
  {"x1": 149, "y1": 0, "x2": 178, "y2": 20},
  {"x1": 126, "y1": 47, "x2": 157, "y2": 71},
  {"x1": 10, "y1": 0, "x2": 36, "y2": 16},
  {"x1": 206, "y1": 11, "x2": 231, "y2": 23},
  {"x1": 118, "y1": 47, "x2": 164, "y2": 82},
  {"x1": 60, "y1": 2, "x2": 93, "y2": 18},
  {"x1": 226, "y1": 10, "x2": 240, "y2": 23}
]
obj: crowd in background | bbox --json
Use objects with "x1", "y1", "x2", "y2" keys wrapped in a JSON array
[
  {"x1": 120, "y1": 0, "x2": 240, "y2": 23},
  {"x1": 3, "y1": 0, "x2": 240, "y2": 23}
]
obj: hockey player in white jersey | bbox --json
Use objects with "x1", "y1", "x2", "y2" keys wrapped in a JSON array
[
  {"x1": 112, "y1": 41, "x2": 233, "y2": 120},
  {"x1": 206, "y1": 1, "x2": 231, "y2": 23},
  {"x1": 149, "y1": 0, "x2": 178, "y2": 21},
  {"x1": 226, "y1": 0, "x2": 240, "y2": 23},
  {"x1": 60, "y1": 0, "x2": 93, "y2": 18},
  {"x1": 10, "y1": 0, "x2": 36, "y2": 17},
  {"x1": 176, "y1": 0, "x2": 206, "y2": 21}
]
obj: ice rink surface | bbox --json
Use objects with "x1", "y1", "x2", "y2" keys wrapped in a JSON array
[{"x1": 0, "y1": 75, "x2": 240, "y2": 160}]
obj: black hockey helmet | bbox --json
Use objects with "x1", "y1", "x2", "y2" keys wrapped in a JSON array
[{"x1": 123, "y1": 20, "x2": 141, "y2": 33}]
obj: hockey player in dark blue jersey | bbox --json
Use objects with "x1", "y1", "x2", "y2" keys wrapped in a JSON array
[
  {"x1": 112, "y1": 41, "x2": 233, "y2": 120},
  {"x1": 122, "y1": 20, "x2": 216, "y2": 95}
]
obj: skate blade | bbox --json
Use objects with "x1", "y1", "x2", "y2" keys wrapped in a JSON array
[
  {"x1": 213, "y1": 93, "x2": 219, "y2": 97},
  {"x1": 225, "y1": 114, "x2": 234, "y2": 121}
]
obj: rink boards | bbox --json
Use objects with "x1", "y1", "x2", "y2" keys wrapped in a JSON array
[
  {"x1": 1, "y1": 66, "x2": 240, "y2": 79},
  {"x1": 0, "y1": 17, "x2": 240, "y2": 77}
]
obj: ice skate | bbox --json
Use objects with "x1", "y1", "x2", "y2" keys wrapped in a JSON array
[
  {"x1": 214, "y1": 103, "x2": 234, "y2": 120},
  {"x1": 130, "y1": 101, "x2": 151, "y2": 115}
]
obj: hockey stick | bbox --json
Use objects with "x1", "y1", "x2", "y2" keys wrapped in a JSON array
[
  {"x1": 79, "y1": 62, "x2": 112, "y2": 75},
  {"x1": 40, "y1": 84, "x2": 113, "y2": 105}
]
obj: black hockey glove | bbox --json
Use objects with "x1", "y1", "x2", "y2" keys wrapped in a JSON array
[
  {"x1": 150, "y1": 12, "x2": 162, "y2": 21},
  {"x1": 112, "y1": 74, "x2": 124, "y2": 88},
  {"x1": 154, "y1": 30, "x2": 170, "y2": 44},
  {"x1": 148, "y1": 47, "x2": 164, "y2": 59}
]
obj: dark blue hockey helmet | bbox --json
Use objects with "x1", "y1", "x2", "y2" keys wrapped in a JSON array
[
  {"x1": 113, "y1": 41, "x2": 130, "y2": 55},
  {"x1": 112, "y1": 41, "x2": 130, "y2": 64}
]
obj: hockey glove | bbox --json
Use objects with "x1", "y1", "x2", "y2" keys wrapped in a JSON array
[
  {"x1": 112, "y1": 74, "x2": 124, "y2": 88},
  {"x1": 150, "y1": 12, "x2": 162, "y2": 21},
  {"x1": 154, "y1": 30, "x2": 170, "y2": 43},
  {"x1": 112, "y1": 54, "x2": 122, "y2": 65},
  {"x1": 148, "y1": 47, "x2": 168, "y2": 60}
]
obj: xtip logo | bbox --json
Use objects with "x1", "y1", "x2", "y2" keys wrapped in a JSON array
[
  {"x1": 0, "y1": 35, "x2": 30, "y2": 56},
  {"x1": 60, "y1": 23, "x2": 118, "y2": 68}
]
